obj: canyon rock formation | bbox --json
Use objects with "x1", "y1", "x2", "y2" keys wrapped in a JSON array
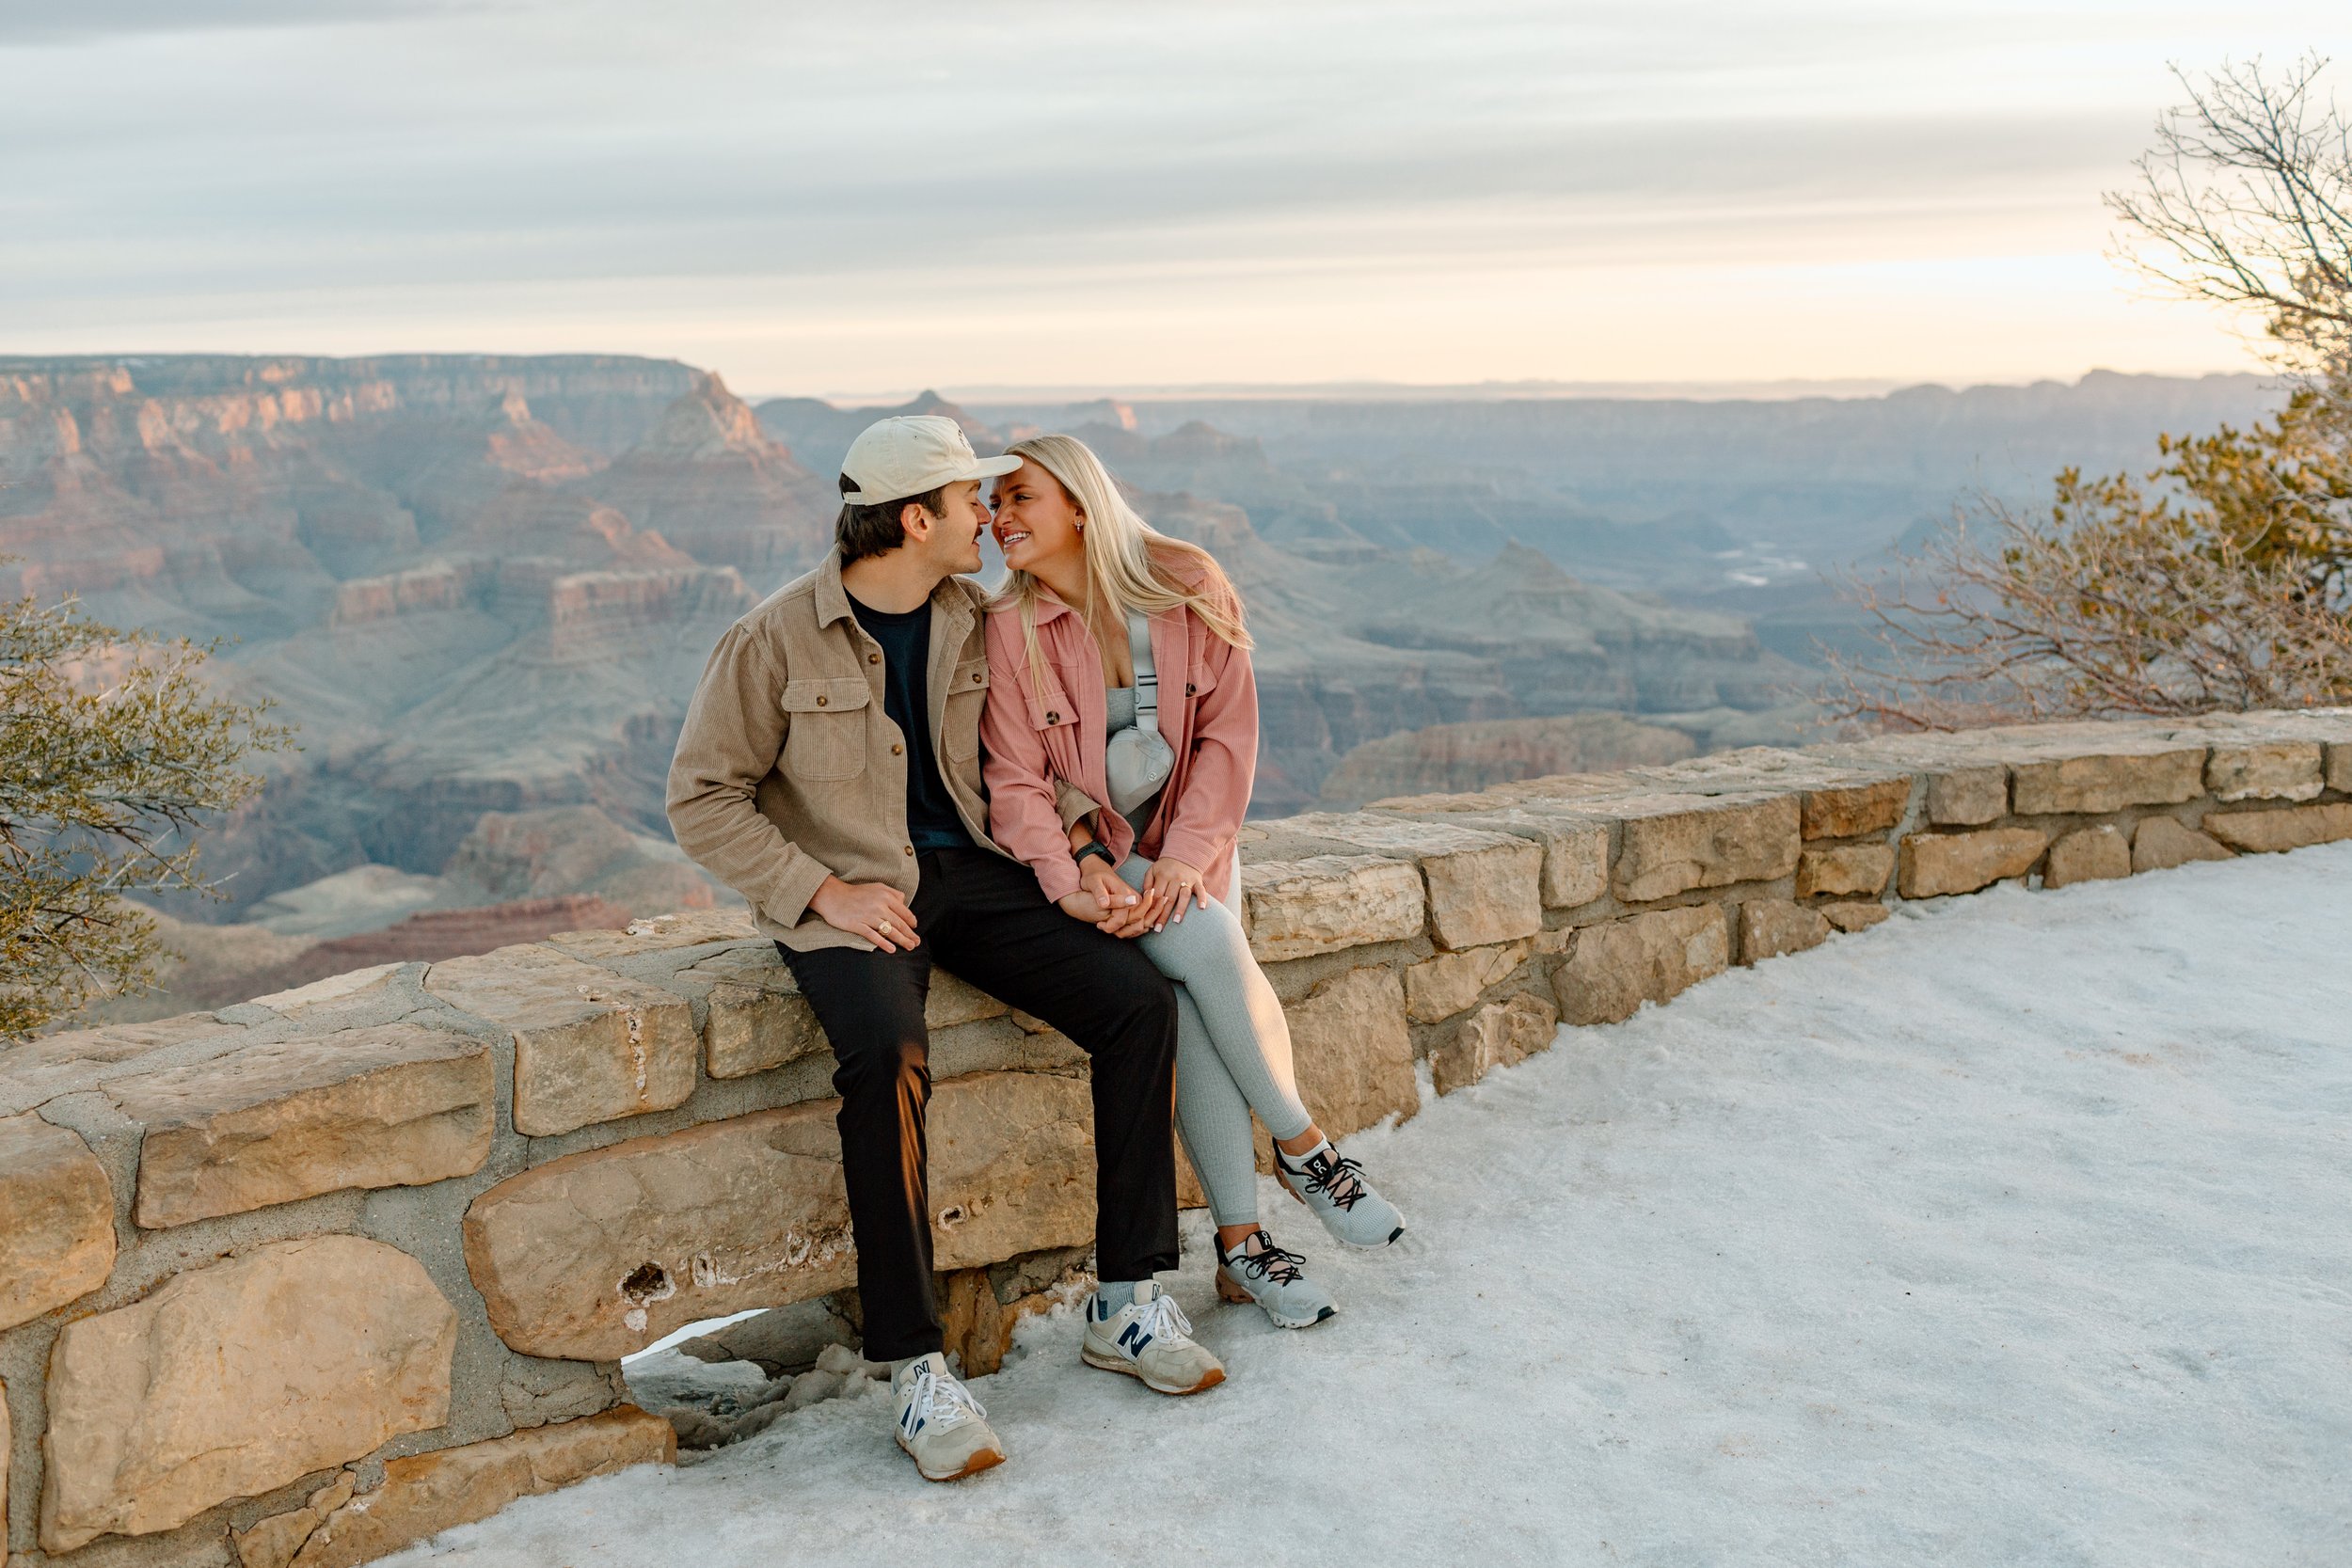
[{"x1": 7, "y1": 355, "x2": 1800, "y2": 967}]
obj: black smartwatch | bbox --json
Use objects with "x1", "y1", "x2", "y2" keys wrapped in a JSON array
[{"x1": 1073, "y1": 842, "x2": 1115, "y2": 869}]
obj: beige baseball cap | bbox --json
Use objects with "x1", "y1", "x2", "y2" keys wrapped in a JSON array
[{"x1": 840, "y1": 415, "x2": 1021, "y2": 505}]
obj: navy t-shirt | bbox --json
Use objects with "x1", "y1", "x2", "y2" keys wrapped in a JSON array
[{"x1": 849, "y1": 594, "x2": 976, "y2": 853}]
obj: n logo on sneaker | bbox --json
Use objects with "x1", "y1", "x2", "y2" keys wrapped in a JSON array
[{"x1": 1118, "y1": 1322, "x2": 1153, "y2": 1354}]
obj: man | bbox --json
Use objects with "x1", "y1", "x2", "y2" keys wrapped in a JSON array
[{"x1": 667, "y1": 415, "x2": 1224, "y2": 1483}]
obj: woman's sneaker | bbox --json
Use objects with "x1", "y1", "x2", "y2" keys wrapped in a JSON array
[
  {"x1": 1275, "y1": 1138, "x2": 1406, "y2": 1249},
  {"x1": 892, "y1": 1353, "x2": 1005, "y2": 1482},
  {"x1": 1216, "y1": 1228, "x2": 1337, "y2": 1329},
  {"x1": 1080, "y1": 1281, "x2": 1226, "y2": 1395}
]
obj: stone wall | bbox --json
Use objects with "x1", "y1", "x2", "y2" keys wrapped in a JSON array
[{"x1": 6, "y1": 708, "x2": 2350, "y2": 1567}]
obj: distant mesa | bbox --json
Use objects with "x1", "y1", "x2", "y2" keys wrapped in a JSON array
[
  {"x1": 753, "y1": 388, "x2": 1005, "y2": 477},
  {"x1": 0, "y1": 353, "x2": 2273, "y2": 1015}
]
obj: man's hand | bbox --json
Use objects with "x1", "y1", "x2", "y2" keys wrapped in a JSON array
[
  {"x1": 1057, "y1": 889, "x2": 1112, "y2": 925},
  {"x1": 808, "y1": 876, "x2": 920, "y2": 952},
  {"x1": 1079, "y1": 859, "x2": 1152, "y2": 938}
]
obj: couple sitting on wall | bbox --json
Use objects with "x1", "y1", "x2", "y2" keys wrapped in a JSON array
[{"x1": 666, "y1": 416, "x2": 1405, "y2": 1481}]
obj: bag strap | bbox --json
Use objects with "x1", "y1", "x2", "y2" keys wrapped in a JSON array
[{"x1": 1125, "y1": 611, "x2": 1161, "y2": 737}]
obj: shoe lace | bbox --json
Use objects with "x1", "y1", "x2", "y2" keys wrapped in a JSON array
[
  {"x1": 1296, "y1": 1149, "x2": 1368, "y2": 1212},
  {"x1": 1225, "y1": 1231, "x2": 1306, "y2": 1287},
  {"x1": 911, "y1": 1363, "x2": 986, "y2": 1428},
  {"x1": 1132, "y1": 1290, "x2": 1195, "y2": 1346}
]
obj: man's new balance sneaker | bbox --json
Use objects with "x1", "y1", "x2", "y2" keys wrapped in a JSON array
[
  {"x1": 892, "y1": 1352, "x2": 1005, "y2": 1482},
  {"x1": 1081, "y1": 1281, "x2": 1226, "y2": 1395},
  {"x1": 1275, "y1": 1138, "x2": 1406, "y2": 1249},
  {"x1": 1216, "y1": 1228, "x2": 1337, "y2": 1329}
]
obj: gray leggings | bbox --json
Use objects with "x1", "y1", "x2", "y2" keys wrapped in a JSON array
[{"x1": 1118, "y1": 854, "x2": 1314, "y2": 1227}]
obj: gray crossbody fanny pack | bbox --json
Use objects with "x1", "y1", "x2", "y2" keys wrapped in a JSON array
[{"x1": 1104, "y1": 610, "x2": 1175, "y2": 816}]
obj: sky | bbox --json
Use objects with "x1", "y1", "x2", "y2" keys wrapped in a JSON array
[{"x1": 4, "y1": 1, "x2": 2349, "y2": 397}]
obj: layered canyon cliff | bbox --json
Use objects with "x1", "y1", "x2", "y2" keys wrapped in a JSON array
[{"x1": 4, "y1": 354, "x2": 1803, "y2": 969}]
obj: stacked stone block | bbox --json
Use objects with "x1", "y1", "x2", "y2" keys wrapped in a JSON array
[{"x1": 5, "y1": 707, "x2": 2351, "y2": 1567}]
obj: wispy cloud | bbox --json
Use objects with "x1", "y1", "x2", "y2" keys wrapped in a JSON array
[
  {"x1": 2, "y1": 1, "x2": 2344, "y2": 388},
  {"x1": 0, "y1": 0, "x2": 475, "y2": 47}
]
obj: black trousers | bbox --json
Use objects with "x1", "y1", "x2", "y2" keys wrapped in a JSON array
[{"x1": 780, "y1": 847, "x2": 1181, "y2": 1362}]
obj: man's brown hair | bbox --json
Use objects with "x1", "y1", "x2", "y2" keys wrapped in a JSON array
[{"x1": 835, "y1": 475, "x2": 950, "y2": 565}]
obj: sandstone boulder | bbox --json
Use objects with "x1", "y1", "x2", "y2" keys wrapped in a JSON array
[
  {"x1": 1430, "y1": 992, "x2": 1559, "y2": 1095},
  {"x1": 2206, "y1": 740, "x2": 2325, "y2": 802},
  {"x1": 232, "y1": 1473, "x2": 354, "y2": 1568},
  {"x1": 1403, "y1": 942, "x2": 1530, "y2": 1023},
  {"x1": 1738, "y1": 899, "x2": 1833, "y2": 963},
  {"x1": 2043, "y1": 825, "x2": 2131, "y2": 889},
  {"x1": 1926, "y1": 767, "x2": 2008, "y2": 826},
  {"x1": 1283, "y1": 968, "x2": 1419, "y2": 1136},
  {"x1": 927, "y1": 1071, "x2": 1097, "y2": 1274},
  {"x1": 252, "y1": 964, "x2": 404, "y2": 1019},
  {"x1": 1898, "y1": 827, "x2": 2048, "y2": 897},
  {"x1": 463, "y1": 1072, "x2": 1093, "y2": 1360},
  {"x1": 1551, "y1": 905, "x2": 1729, "y2": 1026},
  {"x1": 1240, "y1": 855, "x2": 1424, "y2": 961},
  {"x1": 1280, "y1": 816, "x2": 1543, "y2": 949},
  {"x1": 1800, "y1": 776, "x2": 1911, "y2": 839},
  {"x1": 1608, "y1": 793, "x2": 1801, "y2": 903},
  {"x1": 1820, "y1": 901, "x2": 1891, "y2": 932},
  {"x1": 2331, "y1": 742, "x2": 2352, "y2": 793},
  {"x1": 2010, "y1": 748, "x2": 2203, "y2": 815},
  {"x1": 2131, "y1": 816, "x2": 2234, "y2": 872},
  {"x1": 425, "y1": 944, "x2": 696, "y2": 1135},
  {"x1": 687, "y1": 944, "x2": 825, "y2": 1079},
  {"x1": 1, "y1": 1013, "x2": 246, "y2": 1119},
  {"x1": 0, "y1": 1112, "x2": 115, "y2": 1332},
  {"x1": 243, "y1": 1407, "x2": 675, "y2": 1568},
  {"x1": 108, "y1": 1024, "x2": 492, "y2": 1229},
  {"x1": 2202, "y1": 801, "x2": 2352, "y2": 854},
  {"x1": 1448, "y1": 810, "x2": 1610, "y2": 908},
  {"x1": 928, "y1": 968, "x2": 1010, "y2": 1028},
  {"x1": 547, "y1": 907, "x2": 758, "y2": 959},
  {"x1": 1794, "y1": 843, "x2": 1893, "y2": 898},
  {"x1": 40, "y1": 1235, "x2": 455, "y2": 1553}
]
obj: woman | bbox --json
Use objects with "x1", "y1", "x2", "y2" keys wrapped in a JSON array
[{"x1": 978, "y1": 434, "x2": 1405, "y2": 1331}]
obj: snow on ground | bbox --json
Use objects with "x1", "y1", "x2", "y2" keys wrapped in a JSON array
[{"x1": 390, "y1": 844, "x2": 2352, "y2": 1568}]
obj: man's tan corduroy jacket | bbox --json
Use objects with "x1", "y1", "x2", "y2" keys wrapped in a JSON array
[
  {"x1": 668, "y1": 551, "x2": 1084, "y2": 953},
  {"x1": 668, "y1": 552, "x2": 978, "y2": 958}
]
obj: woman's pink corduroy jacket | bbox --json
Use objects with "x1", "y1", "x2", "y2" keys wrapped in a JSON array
[{"x1": 979, "y1": 578, "x2": 1258, "y2": 907}]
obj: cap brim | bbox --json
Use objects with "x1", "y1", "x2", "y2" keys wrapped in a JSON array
[{"x1": 842, "y1": 453, "x2": 1025, "y2": 504}]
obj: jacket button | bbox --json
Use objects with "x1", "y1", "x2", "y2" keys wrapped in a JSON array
[
  {"x1": 890, "y1": 743, "x2": 903, "y2": 755},
  {"x1": 815, "y1": 695, "x2": 827, "y2": 706},
  {"x1": 903, "y1": 845, "x2": 914, "y2": 856},
  {"x1": 1185, "y1": 683, "x2": 1196, "y2": 694},
  {"x1": 868, "y1": 652, "x2": 881, "y2": 664},
  {"x1": 973, "y1": 672, "x2": 983, "y2": 683},
  {"x1": 1046, "y1": 711, "x2": 1058, "y2": 723}
]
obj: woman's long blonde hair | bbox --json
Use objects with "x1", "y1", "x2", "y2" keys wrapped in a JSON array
[{"x1": 994, "y1": 434, "x2": 1250, "y2": 695}]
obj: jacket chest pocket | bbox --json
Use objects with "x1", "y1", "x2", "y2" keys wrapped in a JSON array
[
  {"x1": 780, "y1": 677, "x2": 871, "y2": 782},
  {"x1": 1025, "y1": 678, "x2": 1080, "y2": 739},
  {"x1": 943, "y1": 657, "x2": 990, "y2": 762}
]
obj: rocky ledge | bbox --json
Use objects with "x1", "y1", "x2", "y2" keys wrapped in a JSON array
[{"x1": 3, "y1": 708, "x2": 2349, "y2": 1567}]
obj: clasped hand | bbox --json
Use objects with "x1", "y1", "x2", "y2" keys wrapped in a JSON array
[{"x1": 1057, "y1": 853, "x2": 1205, "y2": 937}]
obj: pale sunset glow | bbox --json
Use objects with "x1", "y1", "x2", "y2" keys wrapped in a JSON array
[{"x1": 6, "y1": 1, "x2": 2350, "y2": 390}]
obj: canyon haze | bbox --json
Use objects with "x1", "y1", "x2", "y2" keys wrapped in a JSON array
[{"x1": 1, "y1": 354, "x2": 2275, "y2": 990}]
